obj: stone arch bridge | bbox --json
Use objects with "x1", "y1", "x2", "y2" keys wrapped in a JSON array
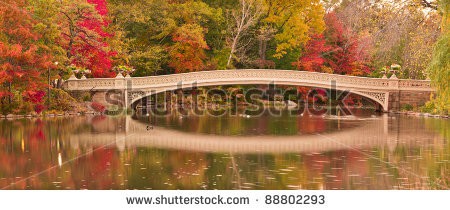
[{"x1": 64, "y1": 69, "x2": 434, "y2": 111}]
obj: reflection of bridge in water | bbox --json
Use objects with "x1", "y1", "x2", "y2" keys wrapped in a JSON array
[{"x1": 69, "y1": 115, "x2": 441, "y2": 154}]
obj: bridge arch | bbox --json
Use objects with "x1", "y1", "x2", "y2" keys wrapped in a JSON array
[{"x1": 129, "y1": 81, "x2": 388, "y2": 111}]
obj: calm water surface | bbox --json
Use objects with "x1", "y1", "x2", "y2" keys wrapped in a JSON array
[{"x1": 0, "y1": 109, "x2": 449, "y2": 190}]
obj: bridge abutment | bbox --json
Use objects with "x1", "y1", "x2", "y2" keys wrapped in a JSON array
[{"x1": 388, "y1": 91, "x2": 433, "y2": 111}]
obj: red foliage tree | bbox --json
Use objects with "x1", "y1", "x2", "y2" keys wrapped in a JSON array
[
  {"x1": 0, "y1": 0, "x2": 52, "y2": 112},
  {"x1": 60, "y1": 0, "x2": 116, "y2": 78},
  {"x1": 292, "y1": 34, "x2": 331, "y2": 72},
  {"x1": 293, "y1": 12, "x2": 372, "y2": 76},
  {"x1": 74, "y1": 0, "x2": 116, "y2": 78}
]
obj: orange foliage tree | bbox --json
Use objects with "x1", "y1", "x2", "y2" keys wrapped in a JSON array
[
  {"x1": 168, "y1": 24, "x2": 210, "y2": 73},
  {"x1": 0, "y1": 0, "x2": 52, "y2": 113}
]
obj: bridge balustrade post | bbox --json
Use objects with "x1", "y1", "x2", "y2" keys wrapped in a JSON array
[
  {"x1": 68, "y1": 73, "x2": 78, "y2": 81},
  {"x1": 388, "y1": 77, "x2": 399, "y2": 89},
  {"x1": 63, "y1": 74, "x2": 79, "y2": 90},
  {"x1": 125, "y1": 76, "x2": 133, "y2": 113}
]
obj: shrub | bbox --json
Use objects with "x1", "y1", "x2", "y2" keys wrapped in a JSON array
[
  {"x1": 70, "y1": 91, "x2": 91, "y2": 102},
  {"x1": 401, "y1": 104, "x2": 414, "y2": 111},
  {"x1": 91, "y1": 102, "x2": 106, "y2": 113},
  {"x1": 0, "y1": 90, "x2": 47, "y2": 114},
  {"x1": 420, "y1": 99, "x2": 449, "y2": 115},
  {"x1": 34, "y1": 104, "x2": 45, "y2": 114},
  {"x1": 50, "y1": 89, "x2": 77, "y2": 111},
  {"x1": 19, "y1": 101, "x2": 34, "y2": 114},
  {"x1": 420, "y1": 101, "x2": 437, "y2": 114}
]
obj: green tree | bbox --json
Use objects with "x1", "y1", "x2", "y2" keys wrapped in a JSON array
[
  {"x1": 108, "y1": 0, "x2": 172, "y2": 76},
  {"x1": 30, "y1": 0, "x2": 69, "y2": 88},
  {"x1": 108, "y1": 0, "x2": 223, "y2": 76}
]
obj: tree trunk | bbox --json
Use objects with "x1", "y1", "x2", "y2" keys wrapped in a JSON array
[
  {"x1": 57, "y1": 78, "x2": 63, "y2": 89},
  {"x1": 227, "y1": 33, "x2": 240, "y2": 68},
  {"x1": 8, "y1": 82, "x2": 11, "y2": 104},
  {"x1": 259, "y1": 38, "x2": 267, "y2": 60}
]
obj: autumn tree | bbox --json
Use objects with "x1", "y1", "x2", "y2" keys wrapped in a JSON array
[
  {"x1": 402, "y1": 14, "x2": 441, "y2": 79},
  {"x1": 294, "y1": 12, "x2": 372, "y2": 76},
  {"x1": 0, "y1": 0, "x2": 52, "y2": 113},
  {"x1": 334, "y1": 0, "x2": 440, "y2": 78},
  {"x1": 107, "y1": 0, "x2": 171, "y2": 76},
  {"x1": 58, "y1": 0, "x2": 116, "y2": 78},
  {"x1": 427, "y1": 0, "x2": 450, "y2": 114},
  {"x1": 323, "y1": 12, "x2": 371, "y2": 75},
  {"x1": 30, "y1": 0, "x2": 66, "y2": 87},
  {"x1": 168, "y1": 1, "x2": 222, "y2": 72},
  {"x1": 219, "y1": 0, "x2": 326, "y2": 69},
  {"x1": 108, "y1": 0, "x2": 222, "y2": 75},
  {"x1": 262, "y1": 0, "x2": 325, "y2": 59},
  {"x1": 74, "y1": 0, "x2": 116, "y2": 78},
  {"x1": 226, "y1": 0, "x2": 263, "y2": 68},
  {"x1": 292, "y1": 34, "x2": 330, "y2": 72},
  {"x1": 168, "y1": 24, "x2": 209, "y2": 73}
]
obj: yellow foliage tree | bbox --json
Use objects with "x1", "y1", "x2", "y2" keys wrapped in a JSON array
[{"x1": 263, "y1": 0, "x2": 325, "y2": 58}]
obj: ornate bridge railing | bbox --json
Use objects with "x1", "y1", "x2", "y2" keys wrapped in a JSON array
[{"x1": 65, "y1": 69, "x2": 432, "y2": 91}]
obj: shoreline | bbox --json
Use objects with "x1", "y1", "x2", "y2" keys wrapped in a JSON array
[
  {"x1": 389, "y1": 110, "x2": 449, "y2": 119},
  {"x1": 0, "y1": 111, "x2": 103, "y2": 120},
  {"x1": 1, "y1": 108, "x2": 448, "y2": 120}
]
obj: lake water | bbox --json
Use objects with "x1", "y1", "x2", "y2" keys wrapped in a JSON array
[{"x1": 0, "y1": 108, "x2": 449, "y2": 190}]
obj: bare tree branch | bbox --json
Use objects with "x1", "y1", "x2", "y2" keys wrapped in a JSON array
[
  {"x1": 421, "y1": 0, "x2": 438, "y2": 10},
  {"x1": 226, "y1": 0, "x2": 263, "y2": 68}
]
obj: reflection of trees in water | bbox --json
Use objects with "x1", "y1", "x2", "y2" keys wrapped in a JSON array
[
  {"x1": 424, "y1": 118, "x2": 450, "y2": 189},
  {"x1": 134, "y1": 109, "x2": 364, "y2": 136},
  {"x1": 122, "y1": 149, "x2": 209, "y2": 190},
  {"x1": 230, "y1": 154, "x2": 241, "y2": 189},
  {"x1": 69, "y1": 148, "x2": 120, "y2": 189},
  {"x1": 120, "y1": 148, "x2": 450, "y2": 190},
  {"x1": 166, "y1": 151, "x2": 207, "y2": 189},
  {"x1": 0, "y1": 117, "x2": 127, "y2": 189},
  {"x1": 0, "y1": 115, "x2": 449, "y2": 189}
]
